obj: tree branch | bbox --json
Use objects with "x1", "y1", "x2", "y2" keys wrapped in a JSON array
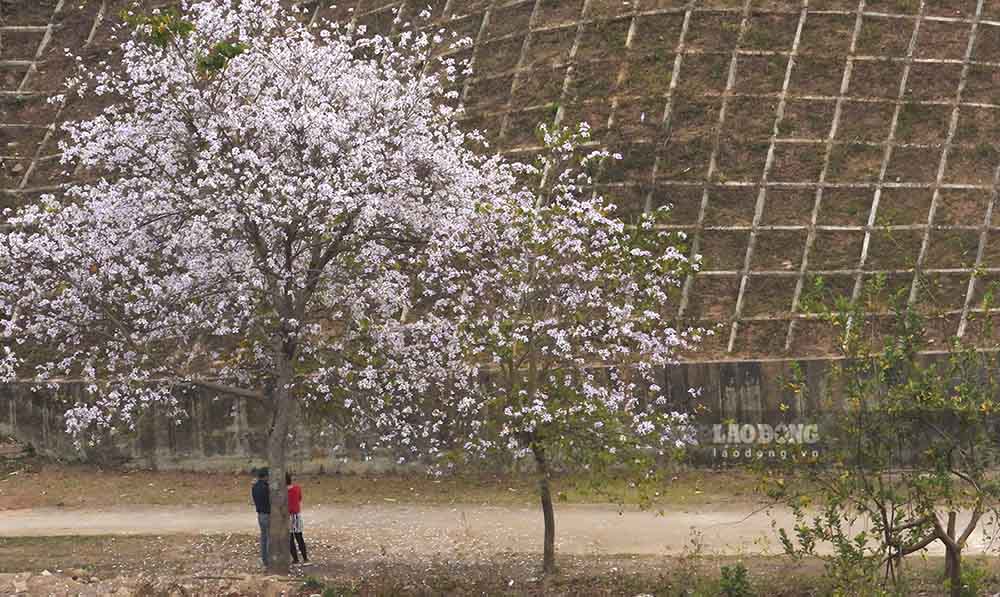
[
  {"x1": 932, "y1": 514, "x2": 959, "y2": 551},
  {"x1": 958, "y1": 502, "x2": 985, "y2": 547},
  {"x1": 893, "y1": 532, "x2": 938, "y2": 557},
  {"x1": 190, "y1": 380, "x2": 265, "y2": 400}
]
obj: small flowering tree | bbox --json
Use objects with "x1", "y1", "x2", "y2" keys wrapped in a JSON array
[
  {"x1": 0, "y1": 0, "x2": 515, "y2": 573},
  {"x1": 769, "y1": 278, "x2": 1000, "y2": 596},
  {"x1": 351, "y1": 125, "x2": 704, "y2": 573}
]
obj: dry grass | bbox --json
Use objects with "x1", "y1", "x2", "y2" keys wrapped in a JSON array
[{"x1": 2, "y1": 533, "x2": 998, "y2": 596}]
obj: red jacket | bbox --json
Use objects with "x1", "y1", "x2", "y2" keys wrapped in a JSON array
[{"x1": 288, "y1": 484, "x2": 302, "y2": 514}]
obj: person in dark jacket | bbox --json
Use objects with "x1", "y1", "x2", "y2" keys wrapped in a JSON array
[{"x1": 251, "y1": 468, "x2": 270, "y2": 567}]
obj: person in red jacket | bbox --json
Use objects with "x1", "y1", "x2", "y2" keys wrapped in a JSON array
[{"x1": 286, "y1": 472, "x2": 308, "y2": 564}]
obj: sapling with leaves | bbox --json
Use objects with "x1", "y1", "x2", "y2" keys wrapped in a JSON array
[
  {"x1": 768, "y1": 275, "x2": 1000, "y2": 596},
  {"x1": 350, "y1": 124, "x2": 705, "y2": 574},
  {"x1": 0, "y1": 0, "x2": 521, "y2": 573}
]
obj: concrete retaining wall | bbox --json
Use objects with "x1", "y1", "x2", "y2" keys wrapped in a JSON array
[
  {"x1": 0, "y1": 359, "x2": 838, "y2": 472},
  {"x1": 0, "y1": 383, "x2": 358, "y2": 473}
]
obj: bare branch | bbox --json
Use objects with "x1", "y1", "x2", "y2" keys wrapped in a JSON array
[{"x1": 190, "y1": 380, "x2": 265, "y2": 400}]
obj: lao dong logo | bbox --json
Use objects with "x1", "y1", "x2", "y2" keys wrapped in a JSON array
[{"x1": 711, "y1": 423, "x2": 821, "y2": 462}]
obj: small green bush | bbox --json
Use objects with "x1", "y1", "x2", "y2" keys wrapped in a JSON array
[
  {"x1": 322, "y1": 586, "x2": 358, "y2": 597},
  {"x1": 950, "y1": 563, "x2": 987, "y2": 597},
  {"x1": 719, "y1": 562, "x2": 753, "y2": 597}
]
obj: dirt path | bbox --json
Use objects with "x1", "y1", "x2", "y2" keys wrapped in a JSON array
[{"x1": 2, "y1": 503, "x2": 995, "y2": 557}]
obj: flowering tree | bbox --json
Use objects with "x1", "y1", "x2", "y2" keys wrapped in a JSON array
[
  {"x1": 351, "y1": 125, "x2": 704, "y2": 573},
  {"x1": 0, "y1": 0, "x2": 515, "y2": 573}
]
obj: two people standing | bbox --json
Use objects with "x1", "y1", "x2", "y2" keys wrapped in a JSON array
[{"x1": 251, "y1": 468, "x2": 309, "y2": 568}]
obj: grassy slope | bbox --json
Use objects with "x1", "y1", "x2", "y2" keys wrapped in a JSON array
[{"x1": 0, "y1": 459, "x2": 760, "y2": 510}]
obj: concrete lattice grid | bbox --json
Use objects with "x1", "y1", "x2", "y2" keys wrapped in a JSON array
[{"x1": 3, "y1": 0, "x2": 1000, "y2": 361}]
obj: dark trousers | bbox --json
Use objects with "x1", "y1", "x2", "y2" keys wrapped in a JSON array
[
  {"x1": 290, "y1": 532, "x2": 308, "y2": 562},
  {"x1": 257, "y1": 513, "x2": 269, "y2": 566}
]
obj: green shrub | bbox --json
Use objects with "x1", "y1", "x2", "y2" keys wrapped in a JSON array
[
  {"x1": 322, "y1": 586, "x2": 358, "y2": 597},
  {"x1": 949, "y1": 563, "x2": 987, "y2": 597},
  {"x1": 719, "y1": 563, "x2": 753, "y2": 597}
]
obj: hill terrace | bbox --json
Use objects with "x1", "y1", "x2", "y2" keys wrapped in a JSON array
[{"x1": 3, "y1": 0, "x2": 1000, "y2": 359}]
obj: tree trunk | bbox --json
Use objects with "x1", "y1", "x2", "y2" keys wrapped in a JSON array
[
  {"x1": 947, "y1": 546, "x2": 962, "y2": 597},
  {"x1": 944, "y1": 511, "x2": 961, "y2": 597},
  {"x1": 265, "y1": 358, "x2": 294, "y2": 574},
  {"x1": 532, "y1": 443, "x2": 556, "y2": 574}
]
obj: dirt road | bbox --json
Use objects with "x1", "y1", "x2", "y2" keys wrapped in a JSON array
[{"x1": 2, "y1": 503, "x2": 994, "y2": 557}]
